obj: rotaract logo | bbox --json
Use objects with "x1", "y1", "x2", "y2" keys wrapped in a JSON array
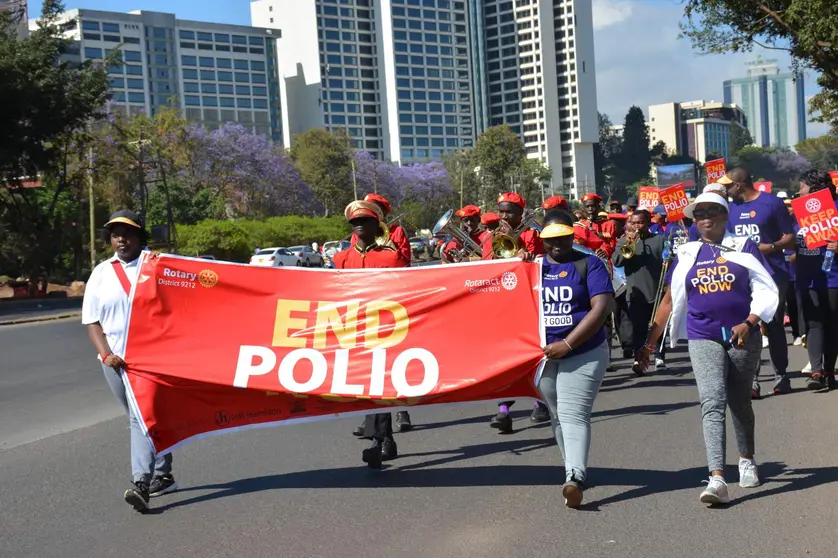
[
  {"x1": 500, "y1": 271, "x2": 518, "y2": 291},
  {"x1": 805, "y1": 198, "x2": 822, "y2": 213},
  {"x1": 198, "y1": 269, "x2": 219, "y2": 288}
]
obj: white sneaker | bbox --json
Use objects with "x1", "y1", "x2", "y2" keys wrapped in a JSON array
[
  {"x1": 802, "y1": 361, "x2": 812, "y2": 374},
  {"x1": 699, "y1": 476, "x2": 730, "y2": 505},
  {"x1": 793, "y1": 337, "x2": 803, "y2": 346},
  {"x1": 654, "y1": 358, "x2": 665, "y2": 370},
  {"x1": 761, "y1": 335, "x2": 769, "y2": 348},
  {"x1": 738, "y1": 458, "x2": 761, "y2": 488}
]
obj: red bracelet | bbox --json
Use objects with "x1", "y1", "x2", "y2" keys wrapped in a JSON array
[{"x1": 101, "y1": 352, "x2": 112, "y2": 361}]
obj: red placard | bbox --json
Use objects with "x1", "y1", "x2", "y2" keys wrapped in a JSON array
[
  {"x1": 659, "y1": 183, "x2": 688, "y2": 221},
  {"x1": 755, "y1": 181, "x2": 772, "y2": 193},
  {"x1": 790, "y1": 189, "x2": 838, "y2": 249},
  {"x1": 829, "y1": 171, "x2": 838, "y2": 187},
  {"x1": 637, "y1": 186, "x2": 660, "y2": 211},
  {"x1": 705, "y1": 158, "x2": 727, "y2": 183},
  {"x1": 123, "y1": 255, "x2": 544, "y2": 454}
]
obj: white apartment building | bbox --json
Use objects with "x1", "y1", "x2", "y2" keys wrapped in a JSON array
[
  {"x1": 649, "y1": 100, "x2": 748, "y2": 162},
  {"x1": 252, "y1": 0, "x2": 598, "y2": 199},
  {"x1": 34, "y1": 9, "x2": 284, "y2": 143}
]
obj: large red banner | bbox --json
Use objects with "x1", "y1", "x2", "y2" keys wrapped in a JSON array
[
  {"x1": 705, "y1": 158, "x2": 727, "y2": 183},
  {"x1": 829, "y1": 171, "x2": 838, "y2": 188},
  {"x1": 123, "y1": 255, "x2": 544, "y2": 454},
  {"x1": 791, "y1": 189, "x2": 838, "y2": 249}
]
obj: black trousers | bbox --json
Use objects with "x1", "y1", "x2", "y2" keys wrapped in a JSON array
[
  {"x1": 615, "y1": 293, "x2": 632, "y2": 351},
  {"x1": 627, "y1": 297, "x2": 666, "y2": 358},
  {"x1": 801, "y1": 287, "x2": 838, "y2": 374},
  {"x1": 761, "y1": 274, "x2": 789, "y2": 380},
  {"x1": 363, "y1": 413, "x2": 392, "y2": 441},
  {"x1": 786, "y1": 280, "x2": 804, "y2": 339}
]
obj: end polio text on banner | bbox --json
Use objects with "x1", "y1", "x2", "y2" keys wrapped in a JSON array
[
  {"x1": 705, "y1": 158, "x2": 727, "y2": 184},
  {"x1": 790, "y1": 189, "x2": 838, "y2": 249},
  {"x1": 637, "y1": 186, "x2": 660, "y2": 211},
  {"x1": 660, "y1": 183, "x2": 688, "y2": 222},
  {"x1": 755, "y1": 181, "x2": 772, "y2": 193},
  {"x1": 122, "y1": 254, "x2": 544, "y2": 454}
]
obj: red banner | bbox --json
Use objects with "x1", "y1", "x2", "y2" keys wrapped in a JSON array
[
  {"x1": 829, "y1": 171, "x2": 838, "y2": 188},
  {"x1": 791, "y1": 189, "x2": 838, "y2": 249},
  {"x1": 705, "y1": 158, "x2": 727, "y2": 183},
  {"x1": 660, "y1": 183, "x2": 688, "y2": 221},
  {"x1": 123, "y1": 255, "x2": 544, "y2": 454},
  {"x1": 755, "y1": 181, "x2": 772, "y2": 193},
  {"x1": 637, "y1": 186, "x2": 660, "y2": 211}
]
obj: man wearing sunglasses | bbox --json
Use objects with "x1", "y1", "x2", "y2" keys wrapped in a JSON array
[{"x1": 720, "y1": 167, "x2": 796, "y2": 397}]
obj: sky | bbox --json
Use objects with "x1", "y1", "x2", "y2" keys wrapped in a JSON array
[{"x1": 59, "y1": 0, "x2": 830, "y2": 139}]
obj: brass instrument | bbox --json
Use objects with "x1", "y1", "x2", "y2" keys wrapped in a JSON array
[
  {"x1": 620, "y1": 235, "x2": 640, "y2": 259},
  {"x1": 492, "y1": 209, "x2": 544, "y2": 258},
  {"x1": 433, "y1": 209, "x2": 483, "y2": 262},
  {"x1": 341, "y1": 212, "x2": 406, "y2": 242},
  {"x1": 374, "y1": 220, "x2": 391, "y2": 247}
]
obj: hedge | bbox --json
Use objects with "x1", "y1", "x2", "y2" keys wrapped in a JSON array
[{"x1": 176, "y1": 216, "x2": 350, "y2": 262}]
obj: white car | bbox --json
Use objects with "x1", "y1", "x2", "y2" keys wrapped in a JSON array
[
  {"x1": 287, "y1": 245, "x2": 323, "y2": 267},
  {"x1": 249, "y1": 247, "x2": 301, "y2": 267}
]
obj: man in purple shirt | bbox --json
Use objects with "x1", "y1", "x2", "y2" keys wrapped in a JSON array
[{"x1": 720, "y1": 168, "x2": 797, "y2": 396}]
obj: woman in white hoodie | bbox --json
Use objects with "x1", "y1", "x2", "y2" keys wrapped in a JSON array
[{"x1": 636, "y1": 192, "x2": 778, "y2": 506}]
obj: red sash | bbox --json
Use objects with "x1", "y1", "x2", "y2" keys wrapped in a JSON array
[{"x1": 111, "y1": 260, "x2": 132, "y2": 297}]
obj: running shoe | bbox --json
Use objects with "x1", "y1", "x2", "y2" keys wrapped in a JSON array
[
  {"x1": 490, "y1": 411, "x2": 513, "y2": 433},
  {"x1": 793, "y1": 337, "x2": 803, "y2": 346},
  {"x1": 654, "y1": 358, "x2": 666, "y2": 371},
  {"x1": 773, "y1": 376, "x2": 791, "y2": 394},
  {"x1": 530, "y1": 404, "x2": 550, "y2": 423},
  {"x1": 751, "y1": 381, "x2": 761, "y2": 400},
  {"x1": 738, "y1": 458, "x2": 760, "y2": 488},
  {"x1": 124, "y1": 481, "x2": 150, "y2": 512},
  {"x1": 761, "y1": 335, "x2": 769, "y2": 349},
  {"x1": 562, "y1": 477, "x2": 584, "y2": 509},
  {"x1": 802, "y1": 362, "x2": 812, "y2": 374},
  {"x1": 148, "y1": 474, "x2": 178, "y2": 498},
  {"x1": 699, "y1": 476, "x2": 729, "y2": 505},
  {"x1": 807, "y1": 373, "x2": 826, "y2": 391}
]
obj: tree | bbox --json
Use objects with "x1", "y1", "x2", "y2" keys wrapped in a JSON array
[
  {"x1": 473, "y1": 125, "x2": 527, "y2": 198},
  {"x1": 730, "y1": 122, "x2": 755, "y2": 155},
  {"x1": 442, "y1": 149, "x2": 480, "y2": 207},
  {"x1": 595, "y1": 113, "x2": 623, "y2": 199},
  {"x1": 289, "y1": 128, "x2": 354, "y2": 216},
  {"x1": 731, "y1": 146, "x2": 811, "y2": 191},
  {"x1": 796, "y1": 135, "x2": 838, "y2": 170},
  {"x1": 681, "y1": 1, "x2": 838, "y2": 132},
  {"x1": 615, "y1": 106, "x2": 653, "y2": 187}
]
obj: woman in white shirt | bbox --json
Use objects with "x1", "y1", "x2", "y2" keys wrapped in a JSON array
[{"x1": 82, "y1": 210, "x2": 176, "y2": 512}]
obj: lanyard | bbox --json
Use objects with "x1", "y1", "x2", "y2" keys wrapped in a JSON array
[{"x1": 110, "y1": 260, "x2": 132, "y2": 296}]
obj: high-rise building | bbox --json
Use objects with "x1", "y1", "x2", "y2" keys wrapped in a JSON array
[
  {"x1": 723, "y1": 59, "x2": 806, "y2": 149},
  {"x1": 1, "y1": 0, "x2": 28, "y2": 37},
  {"x1": 648, "y1": 100, "x2": 748, "y2": 163},
  {"x1": 32, "y1": 9, "x2": 283, "y2": 142},
  {"x1": 251, "y1": 0, "x2": 598, "y2": 199}
]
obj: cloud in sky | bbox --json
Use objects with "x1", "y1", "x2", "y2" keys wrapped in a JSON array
[{"x1": 591, "y1": 0, "x2": 829, "y2": 138}]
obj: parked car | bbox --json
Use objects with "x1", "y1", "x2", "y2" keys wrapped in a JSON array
[
  {"x1": 287, "y1": 245, "x2": 323, "y2": 267},
  {"x1": 409, "y1": 237, "x2": 430, "y2": 259},
  {"x1": 249, "y1": 247, "x2": 300, "y2": 267}
]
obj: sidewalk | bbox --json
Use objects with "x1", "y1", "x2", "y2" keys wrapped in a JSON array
[{"x1": 0, "y1": 298, "x2": 82, "y2": 325}]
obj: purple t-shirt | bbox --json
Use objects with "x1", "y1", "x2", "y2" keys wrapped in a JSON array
[
  {"x1": 794, "y1": 224, "x2": 838, "y2": 289},
  {"x1": 666, "y1": 240, "x2": 765, "y2": 341},
  {"x1": 542, "y1": 255, "x2": 613, "y2": 356},
  {"x1": 728, "y1": 193, "x2": 795, "y2": 277},
  {"x1": 688, "y1": 222, "x2": 700, "y2": 241}
]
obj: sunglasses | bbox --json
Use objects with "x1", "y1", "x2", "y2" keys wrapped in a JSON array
[{"x1": 692, "y1": 206, "x2": 726, "y2": 220}]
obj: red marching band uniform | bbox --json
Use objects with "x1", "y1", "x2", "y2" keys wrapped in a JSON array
[
  {"x1": 349, "y1": 193, "x2": 411, "y2": 265},
  {"x1": 483, "y1": 192, "x2": 544, "y2": 259},
  {"x1": 441, "y1": 205, "x2": 493, "y2": 263}
]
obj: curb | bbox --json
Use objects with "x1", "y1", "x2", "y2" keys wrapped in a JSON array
[{"x1": 0, "y1": 312, "x2": 82, "y2": 327}]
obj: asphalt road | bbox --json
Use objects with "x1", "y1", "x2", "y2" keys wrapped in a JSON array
[{"x1": 1, "y1": 319, "x2": 837, "y2": 558}]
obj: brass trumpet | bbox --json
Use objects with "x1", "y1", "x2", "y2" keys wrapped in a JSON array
[
  {"x1": 492, "y1": 209, "x2": 543, "y2": 258},
  {"x1": 433, "y1": 209, "x2": 483, "y2": 261},
  {"x1": 620, "y1": 236, "x2": 639, "y2": 259}
]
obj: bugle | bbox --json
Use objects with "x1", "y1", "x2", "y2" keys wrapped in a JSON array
[{"x1": 433, "y1": 209, "x2": 483, "y2": 261}]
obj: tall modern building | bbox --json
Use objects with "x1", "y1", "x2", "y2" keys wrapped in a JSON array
[
  {"x1": 251, "y1": 0, "x2": 598, "y2": 199},
  {"x1": 723, "y1": 59, "x2": 806, "y2": 149},
  {"x1": 648, "y1": 100, "x2": 748, "y2": 162},
  {"x1": 32, "y1": 9, "x2": 283, "y2": 142}
]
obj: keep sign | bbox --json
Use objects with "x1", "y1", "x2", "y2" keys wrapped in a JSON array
[
  {"x1": 705, "y1": 158, "x2": 727, "y2": 183},
  {"x1": 660, "y1": 183, "x2": 688, "y2": 221},
  {"x1": 791, "y1": 189, "x2": 838, "y2": 249},
  {"x1": 755, "y1": 181, "x2": 772, "y2": 193},
  {"x1": 829, "y1": 171, "x2": 838, "y2": 188},
  {"x1": 637, "y1": 186, "x2": 660, "y2": 211}
]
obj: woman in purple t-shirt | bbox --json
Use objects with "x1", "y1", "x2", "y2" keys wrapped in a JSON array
[
  {"x1": 636, "y1": 193, "x2": 779, "y2": 506},
  {"x1": 796, "y1": 170, "x2": 838, "y2": 390},
  {"x1": 536, "y1": 210, "x2": 614, "y2": 509}
]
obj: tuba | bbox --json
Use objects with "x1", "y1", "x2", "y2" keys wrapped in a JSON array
[
  {"x1": 433, "y1": 209, "x2": 483, "y2": 261},
  {"x1": 492, "y1": 209, "x2": 543, "y2": 258}
]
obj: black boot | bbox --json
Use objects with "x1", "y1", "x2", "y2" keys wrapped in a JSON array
[
  {"x1": 381, "y1": 437, "x2": 398, "y2": 460},
  {"x1": 530, "y1": 403, "x2": 550, "y2": 423},
  {"x1": 490, "y1": 411, "x2": 513, "y2": 433},
  {"x1": 395, "y1": 411, "x2": 412, "y2": 432},
  {"x1": 362, "y1": 439, "x2": 383, "y2": 469}
]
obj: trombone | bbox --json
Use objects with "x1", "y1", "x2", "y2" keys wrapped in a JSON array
[
  {"x1": 433, "y1": 209, "x2": 483, "y2": 262},
  {"x1": 492, "y1": 208, "x2": 543, "y2": 258}
]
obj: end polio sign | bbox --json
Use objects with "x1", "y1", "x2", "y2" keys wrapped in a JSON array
[
  {"x1": 705, "y1": 158, "x2": 727, "y2": 183},
  {"x1": 660, "y1": 183, "x2": 688, "y2": 221},
  {"x1": 791, "y1": 189, "x2": 838, "y2": 249}
]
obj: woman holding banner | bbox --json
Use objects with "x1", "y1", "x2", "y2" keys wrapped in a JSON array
[
  {"x1": 637, "y1": 192, "x2": 778, "y2": 505},
  {"x1": 795, "y1": 170, "x2": 838, "y2": 390},
  {"x1": 535, "y1": 210, "x2": 614, "y2": 508},
  {"x1": 82, "y1": 210, "x2": 176, "y2": 512}
]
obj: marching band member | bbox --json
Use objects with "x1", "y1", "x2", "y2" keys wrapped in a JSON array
[
  {"x1": 442, "y1": 205, "x2": 490, "y2": 263},
  {"x1": 481, "y1": 212, "x2": 501, "y2": 232},
  {"x1": 720, "y1": 167, "x2": 796, "y2": 396},
  {"x1": 579, "y1": 194, "x2": 617, "y2": 255},
  {"x1": 637, "y1": 192, "x2": 778, "y2": 505},
  {"x1": 542, "y1": 195, "x2": 569, "y2": 212},
  {"x1": 536, "y1": 209, "x2": 614, "y2": 508},
  {"x1": 795, "y1": 170, "x2": 838, "y2": 390},
  {"x1": 612, "y1": 210, "x2": 667, "y2": 373},
  {"x1": 334, "y1": 201, "x2": 408, "y2": 468},
  {"x1": 350, "y1": 193, "x2": 411, "y2": 265},
  {"x1": 484, "y1": 192, "x2": 550, "y2": 431},
  {"x1": 82, "y1": 210, "x2": 176, "y2": 512}
]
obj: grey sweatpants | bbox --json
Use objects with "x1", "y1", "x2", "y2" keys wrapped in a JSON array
[
  {"x1": 102, "y1": 363, "x2": 172, "y2": 484},
  {"x1": 688, "y1": 335, "x2": 761, "y2": 473},
  {"x1": 537, "y1": 341, "x2": 609, "y2": 483}
]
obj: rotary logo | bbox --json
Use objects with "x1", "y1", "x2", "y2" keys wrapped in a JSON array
[
  {"x1": 500, "y1": 271, "x2": 518, "y2": 291},
  {"x1": 749, "y1": 210, "x2": 756, "y2": 218},
  {"x1": 805, "y1": 198, "x2": 821, "y2": 213},
  {"x1": 559, "y1": 271, "x2": 568, "y2": 278},
  {"x1": 716, "y1": 257, "x2": 727, "y2": 264},
  {"x1": 198, "y1": 269, "x2": 219, "y2": 288}
]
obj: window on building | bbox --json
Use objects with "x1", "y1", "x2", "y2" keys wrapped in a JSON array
[
  {"x1": 235, "y1": 72, "x2": 249, "y2": 83},
  {"x1": 217, "y1": 71, "x2": 233, "y2": 81},
  {"x1": 84, "y1": 47, "x2": 103, "y2": 59},
  {"x1": 199, "y1": 57, "x2": 214, "y2": 67},
  {"x1": 126, "y1": 65, "x2": 143, "y2": 75},
  {"x1": 128, "y1": 92, "x2": 145, "y2": 103}
]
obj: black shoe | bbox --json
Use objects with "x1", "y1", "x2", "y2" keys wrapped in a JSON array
[
  {"x1": 123, "y1": 481, "x2": 150, "y2": 512},
  {"x1": 381, "y1": 437, "x2": 398, "y2": 461},
  {"x1": 751, "y1": 381, "x2": 761, "y2": 400},
  {"x1": 148, "y1": 474, "x2": 178, "y2": 498},
  {"x1": 562, "y1": 477, "x2": 584, "y2": 509},
  {"x1": 622, "y1": 349, "x2": 633, "y2": 359},
  {"x1": 631, "y1": 361, "x2": 646, "y2": 377},
  {"x1": 773, "y1": 376, "x2": 791, "y2": 394},
  {"x1": 490, "y1": 411, "x2": 513, "y2": 433},
  {"x1": 827, "y1": 374, "x2": 838, "y2": 390},
  {"x1": 807, "y1": 373, "x2": 826, "y2": 391},
  {"x1": 606, "y1": 365, "x2": 616, "y2": 372},
  {"x1": 395, "y1": 411, "x2": 412, "y2": 432},
  {"x1": 352, "y1": 423, "x2": 366, "y2": 437},
  {"x1": 362, "y1": 440, "x2": 383, "y2": 469},
  {"x1": 530, "y1": 405, "x2": 550, "y2": 423}
]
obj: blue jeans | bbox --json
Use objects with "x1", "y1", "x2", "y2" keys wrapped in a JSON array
[
  {"x1": 537, "y1": 341, "x2": 609, "y2": 483},
  {"x1": 102, "y1": 363, "x2": 172, "y2": 483}
]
